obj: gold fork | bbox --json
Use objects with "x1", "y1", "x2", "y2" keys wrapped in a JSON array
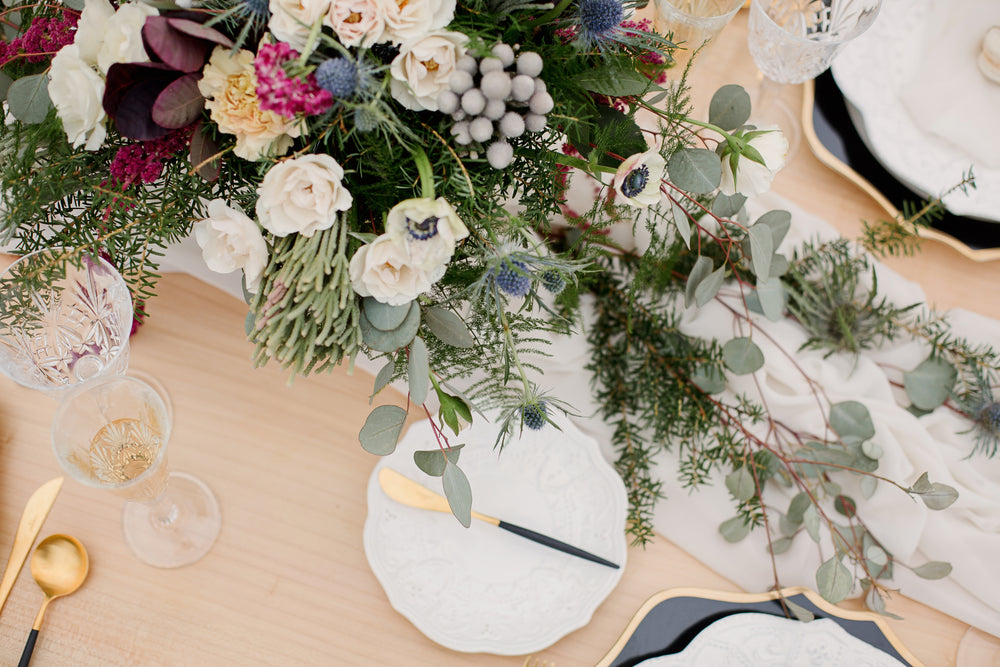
[{"x1": 522, "y1": 657, "x2": 555, "y2": 667}]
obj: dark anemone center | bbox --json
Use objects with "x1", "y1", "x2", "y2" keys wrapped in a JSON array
[
  {"x1": 621, "y1": 165, "x2": 649, "y2": 198},
  {"x1": 407, "y1": 215, "x2": 439, "y2": 241}
]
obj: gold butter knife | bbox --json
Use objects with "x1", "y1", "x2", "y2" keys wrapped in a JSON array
[{"x1": 0, "y1": 477, "x2": 64, "y2": 616}]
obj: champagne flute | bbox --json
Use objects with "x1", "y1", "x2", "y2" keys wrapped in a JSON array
[
  {"x1": 51, "y1": 375, "x2": 221, "y2": 568},
  {"x1": 746, "y1": 0, "x2": 882, "y2": 155}
]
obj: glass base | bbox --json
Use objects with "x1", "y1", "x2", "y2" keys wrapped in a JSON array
[{"x1": 122, "y1": 471, "x2": 221, "y2": 568}]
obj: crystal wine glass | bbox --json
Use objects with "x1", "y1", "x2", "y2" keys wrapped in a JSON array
[
  {"x1": 746, "y1": 0, "x2": 882, "y2": 154},
  {"x1": 51, "y1": 375, "x2": 221, "y2": 568},
  {"x1": 0, "y1": 248, "x2": 132, "y2": 396}
]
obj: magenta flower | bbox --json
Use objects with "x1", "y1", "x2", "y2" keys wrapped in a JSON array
[{"x1": 254, "y1": 42, "x2": 333, "y2": 118}]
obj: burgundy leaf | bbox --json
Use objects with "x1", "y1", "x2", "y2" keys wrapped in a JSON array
[
  {"x1": 104, "y1": 62, "x2": 176, "y2": 115},
  {"x1": 189, "y1": 122, "x2": 220, "y2": 182},
  {"x1": 152, "y1": 73, "x2": 204, "y2": 129},
  {"x1": 142, "y1": 16, "x2": 211, "y2": 72},
  {"x1": 104, "y1": 63, "x2": 182, "y2": 140},
  {"x1": 166, "y1": 17, "x2": 235, "y2": 49}
]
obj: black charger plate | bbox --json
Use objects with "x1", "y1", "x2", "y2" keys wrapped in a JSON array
[
  {"x1": 804, "y1": 70, "x2": 1000, "y2": 258},
  {"x1": 595, "y1": 587, "x2": 922, "y2": 667}
]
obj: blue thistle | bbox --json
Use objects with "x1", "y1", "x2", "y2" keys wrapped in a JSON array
[
  {"x1": 540, "y1": 269, "x2": 566, "y2": 294},
  {"x1": 958, "y1": 371, "x2": 1000, "y2": 458},
  {"x1": 240, "y1": 0, "x2": 269, "y2": 19},
  {"x1": 577, "y1": 0, "x2": 624, "y2": 48},
  {"x1": 520, "y1": 401, "x2": 547, "y2": 430},
  {"x1": 316, "y1": 58, "x2": 358, "y2": 99},
  {"x1": 494, "y1": 259, "x2": 532, "y2": 297},
  {"x1": 354, "y1": 107, "x2": 377, "y2": 133}
]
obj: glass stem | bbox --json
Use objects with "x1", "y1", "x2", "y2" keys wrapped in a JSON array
[{"x1": 144, "y1": 492, "x2": 182, "y2": 530}]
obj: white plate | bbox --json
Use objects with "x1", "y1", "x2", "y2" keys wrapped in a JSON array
[
  {"x1": 831, "y1": 0, "x2": 1000, "y2": 222},
  {"x1": 639, "y1": 613, "x2": 907, "y2": 666},
  {"x1": 363, "y1": 411, "x2": 627, "y2": 655}
]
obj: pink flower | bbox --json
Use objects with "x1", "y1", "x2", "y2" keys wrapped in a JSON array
[
  {"x1": 109, "y1": 127, "x2": 193, "y2": 189},
  {"x1": 0, "y1": 10, "x2": 79, "y2": 67},
  {"x1": 254, "y1": 42, "x2": 334, "y2": 118}
]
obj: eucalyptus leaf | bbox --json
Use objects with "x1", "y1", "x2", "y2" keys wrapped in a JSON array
[
  {"x1": 407, "y1": 336, "x2": 429, "y2": 405},
  {"x1": 816, "y1": 556, "x2": 853, "y2": 604},
  {"x1": 769, "y1": 253, "x2": 789, "y2": 278},
  {"x1": 719, "y1": 516, "x2": 750, "y2": 543},
  {"x1": 769, "y1": 536, "x2": 794, "y2": 555},
  {"x1": 787, "y1": 492, "x2": 811, "y2": 524},
  {"x1": 413, "y1": 444, "x2": 464, "y2": 477},
  {"x1": 442, "y1": 461, "x2": 473, "y2": 527},
  {"x1": 861, "y1": 440, "x2": 882, "y2": 459},
  {"x1": 244, "y1": 312, "x2": 255, "y2": 337},
  {"x1": 803, "y1": 504, "x2": 820, "y2": 542},
  {"x1": 829, "y1": 400, "x2": 876, "y2": 442},
  {"x1": 7, "y1": 73, "x2": 51, "y2": 124},
  {"x1": 911, "y1": 561, "x2": 952, "y2": 580},
  {"x1": 684, "y1": 255, "x2": 712, "y2": 308},
  {"x1": 711, "y1": 192, "x2": 746, "y2": 219},
  {"x1": 919, "y1": 481, "x2": 959, "y2": 510},
  {"x1": 360, "y1": 302, "x2": 420, "y2": 352},
  {"x1": 756, "y1": 209, "x2": 792, "y2": 248},
  {"x1": 667, "y1": 148, "x2": 722, "y2": 194},
  {"x1": 792, "y1": 443, "x2": 854, "y2": 477},
  {"x1": 62, "y1": 0, "x2": 85, "y2": 8},
  {"x1": 691, "y1": 364, "x2": 725, "y2": 394},
  {"x1": 370, "y1": 359, "x2": 395, "y2": 403},
  {"x1": 0, "y1": 70, "x2": 12, "y2": 102},
  {"x1": 903, "y1": 356, "x2": 957, "y2": 411},
  {"x1": 708, "y1": 84, "x2": 751, "y2": 131},
  {"x1": 694, "y1": 266, "x2": 725, "y2": 307},
  {"x1": 363, "y1": 297, "x2": 411, "y2": 331},
  {"x1": 860, "y1": 476, "x2": 878, "y2": 499},
  {"x1": 424, "y1": 306, "x2": 475, "y2": 348},
  {"x1": 907, "y1": 404, "x2": 932, "y2": 418},
  {"x1": 725, "y1": 466, "x2": 755, "y2": 502},
  {"x1": 671, "y1": 200, "x2": 692, "y2": 249},
  {"x1": 747, "y1": 223, "x2": 774, "y2": 282},
  {"x1": 834, "y1": 495, "x2": 857, "y2": 518},
  {"x1": 909, "y1": 471, "x2": 932, "y2": 493},
  {"x1": 756, "y1": 277, "x2": 785, "y2": 322},
  {"x1": 722, "y1": 337, "x2": 764, "y2": 375},
  {"x1": 783, "y1": 598, "x2": 815, "y2": 623},
  {"x1": 358, "y1": 405, "x2": 408, "y2": 455},
  {"x1": 865, "y1": 545, "x2": 888, "y2": 567}
]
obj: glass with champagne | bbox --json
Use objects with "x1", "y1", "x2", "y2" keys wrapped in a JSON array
[
  {"x1": 52, "y1": 375, "x2": 221, "y2": 568},
  {"x1": 654, "y1": 0, "x2": 746, "y2": 69}
]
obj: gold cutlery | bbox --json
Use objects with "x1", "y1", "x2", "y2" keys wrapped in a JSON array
[
  {"x1": 379, "y1": 468, "x2": 619, "y2": 569},
  {"x1": 18, "y1": 534, "x2": 89, "y2": 667},
  {"x1": 0, "y1": 477, "x2": 64, "y2": 616}
]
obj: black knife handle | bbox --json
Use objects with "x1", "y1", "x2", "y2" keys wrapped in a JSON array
[
  {"x1": 19, "y1": 628, "x2": 38, "y2": 667},
  {"x1": 497, "y1": 520, "x2": 620, "y2": 569}
]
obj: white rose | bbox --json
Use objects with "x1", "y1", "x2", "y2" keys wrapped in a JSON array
[
  {"x1": 325, "y1": 0, "x2": 386, "y2": 47},
  {"x1": 96, "y1": 2, "x2": 157, "y2": 75},
  {"x1": 384, "y1": 197, "x2": 467, "y2": 280},
  {"x1": 269, "y1": 0, "x2": 332, "y2": 50},
  {"x1": 719, "y1": 127, "x2": 788, "y2": 197},
  {"x1": 75, "y1": 0, "x2": 115, "y2": 67},
  {"x1": 256, "y1": 154, "x2": 353, "y2": 238},
  {"x1": 389, "y1": 31, "x2": 468, "y2": 111},
  {"x1": 380, "y1": 0, "x2": 455, "y2": 44},
  {"x1": 48, "y1": 45, "x2": 108, "y2": 151},
  {"x1": 614, "y1": 149, "x2": 666, "y2": 209},
  {"x1": 193, "y1": 200, "x2": 269, "y2": 294},
  {"x1": 349, "y1": 235, "x2": 431, "y2": 306}
]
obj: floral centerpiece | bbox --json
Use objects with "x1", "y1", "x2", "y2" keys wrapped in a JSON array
[{"x1": 1, "y1": 0, "x2": 997, "y2": 618}]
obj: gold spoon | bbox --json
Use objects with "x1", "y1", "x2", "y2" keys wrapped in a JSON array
[{"x1": 18, "y1": 534, "x2": 89, "y2": 667}]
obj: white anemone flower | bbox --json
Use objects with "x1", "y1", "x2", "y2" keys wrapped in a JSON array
[{"x1": 614, "y1": 149, "x2": 665, "y2": 208}]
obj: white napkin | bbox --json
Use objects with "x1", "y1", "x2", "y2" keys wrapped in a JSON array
[
  {"x1": 157, "y1": 191, "x2": 1000, "y2": 637},
  {"x1": 898, "y1": 0, "x2": 1000, "y2": 169}
]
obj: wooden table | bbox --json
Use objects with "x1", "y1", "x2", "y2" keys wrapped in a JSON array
[{"x1": 2, "y1": 10, "x2": 999, "y2": 666}]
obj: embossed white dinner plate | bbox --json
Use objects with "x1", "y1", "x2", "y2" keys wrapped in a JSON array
[
  {"x1": 363, "y1": 411, "x2": 627, "y2": 654},
  {"x1": 831, "y1": 0, "x2": 1000, "y2": 222},
  {"x1": 639, "y1": 613, "x2": 907, "y2": 666}
]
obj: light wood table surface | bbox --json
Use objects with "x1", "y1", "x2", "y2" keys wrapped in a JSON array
[{"x1": 2, "y1": 9, "x2": 999, "y2": 666}]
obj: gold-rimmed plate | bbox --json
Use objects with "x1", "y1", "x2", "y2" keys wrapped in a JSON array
[
  {"x1": 802, "y1": 75, "x2": 1000, "y2": 263},
  {"x1": 595, "y1": 586, "x2": 923, "y2": 667}
]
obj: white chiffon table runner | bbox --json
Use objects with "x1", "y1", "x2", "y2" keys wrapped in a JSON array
[{"x1": 159, "y1": 190, "x2": 1000, "y2": 638}]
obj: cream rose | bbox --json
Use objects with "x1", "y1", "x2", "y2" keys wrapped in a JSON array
[
  {"x1": 256, "y1": 154, "x2": 353, "y2": 238},
  {"x1": 48, "y1": 45, "x2": 108, "y2": 151},
  {"x1": 349, "y1": 235, "x2": 431, "y2": 306},
  {"x1": 74, "y1": 0, "x2": 115, "y2": 67},
  {"x1": 719, "y1": 127, "x2": 788, "y2": 197},
  {"x1": 325, "y1": 0, "x2": 386, "y2": 47},
  {"x1": 269, "y1": 0, "x2": 332, "y2": 50},
  {"x1": 193, "y1": 200, "x2": 269, "y2": 293},
  {"x1": 96, "y1": 1, "x2": 157, "y2": 75},
  {"x1": 384, "y1": 197, "x2": 467, "y2": 280},
  {"x1": 198, "y1": 46, "x2": 302, "y2": 161},
  {"x1": 389, "y1": 31, "x2": 468, "y2": 111},
  {"x1": 380, "y1": 0, "x2": 455, "y2": 45}
]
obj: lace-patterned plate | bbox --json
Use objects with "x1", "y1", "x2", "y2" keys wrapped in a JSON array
[
  {"x1": 831, "y1": 0, "x2": 1000, "y2": 222},
  {"x1": 363, "y1": 412, "x2": 627, "y2": 655}
]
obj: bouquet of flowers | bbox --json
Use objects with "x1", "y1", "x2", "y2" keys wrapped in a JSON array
[{"x1": 3, "y1": 0, "x2": 996, "y2": 616}]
